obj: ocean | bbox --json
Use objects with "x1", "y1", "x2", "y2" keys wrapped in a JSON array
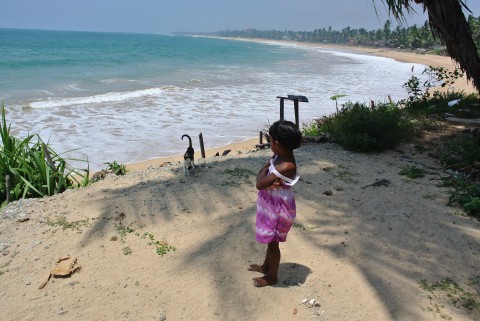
[{"x1": 0, "y1": 28, "x2": 425, "y2": 170}]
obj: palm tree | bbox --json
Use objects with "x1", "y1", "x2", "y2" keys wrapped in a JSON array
[{"x1": 376, "y1": 0, "x2": 480, "y2": 93}]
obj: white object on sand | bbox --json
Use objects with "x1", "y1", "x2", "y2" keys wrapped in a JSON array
[{"x1": 448, "y1": 99, "x2": 461, "y2": 107}]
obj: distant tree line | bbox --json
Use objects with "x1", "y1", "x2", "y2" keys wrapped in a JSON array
[{"x1": 212, "y1": 15, "x2": 480, "y2": 54}]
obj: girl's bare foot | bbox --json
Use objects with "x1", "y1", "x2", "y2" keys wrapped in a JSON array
[
  {"x1": 247, "y1": 264, "x2": 266, "y2": 273},
  {"x1": 252, "y1": 276, "x2": 277, "y2": 287}
]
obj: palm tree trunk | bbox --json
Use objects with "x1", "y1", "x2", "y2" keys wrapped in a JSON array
[{"x1": 422, "y1": 0, "x2": 480, "y2": 92}]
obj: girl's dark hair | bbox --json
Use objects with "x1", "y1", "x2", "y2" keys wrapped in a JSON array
[{"x1": 269, "y1": 120, "x2": 302, "y2": 151}]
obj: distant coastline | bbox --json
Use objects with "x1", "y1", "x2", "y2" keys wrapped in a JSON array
[{"x1": 202, "y1": 35, "x2": 467, "y2": 73}]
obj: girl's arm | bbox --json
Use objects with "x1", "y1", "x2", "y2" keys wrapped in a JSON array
[
  {"x1": 256, "y1": 168, "x2": 278, "y2": 190},
  {"x1": 256, "y1": 161, "x2": 296, "y2": 190}
]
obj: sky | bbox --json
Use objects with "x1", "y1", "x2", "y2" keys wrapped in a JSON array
[{"x1": 1, "y1": 0, "x2": 479, "y2": 34}]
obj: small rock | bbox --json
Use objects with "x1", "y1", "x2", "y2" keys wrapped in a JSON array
[
  {"x1": 0, "y1": 242, "x2": 9, "y2": 252},
  {"x1": 309, "y1": 299, "x2": 316, "y2": 306},
  {"x1": 25, "y1": 240, "x2": 42, "y2": 250},
  {"x1": 17, "y1": 214, "x2": 30, "y2": 222}
]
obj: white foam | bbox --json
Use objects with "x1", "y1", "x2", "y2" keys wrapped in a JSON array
[
  {"x1": 28, "y1": 87, "x2": 170, "y2": 109},
  {"x1": 8, "y1": 46, "x2": 426, "y2": 171}
]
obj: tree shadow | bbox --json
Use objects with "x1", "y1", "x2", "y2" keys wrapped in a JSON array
[{"x1": 72, "y1": 141, "x2": 480, "y2": 320}]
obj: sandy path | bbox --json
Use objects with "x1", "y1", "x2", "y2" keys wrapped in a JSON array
[{"x1": 1, "y1": 133, "x2": 480, "y2": 320}]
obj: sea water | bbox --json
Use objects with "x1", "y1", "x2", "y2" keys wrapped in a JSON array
[{"x1": 0, "y1": 28, "x2": 425, "y2": 170}]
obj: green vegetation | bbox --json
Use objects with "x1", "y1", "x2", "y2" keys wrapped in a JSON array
[
  {"x1": 46, "y1": 215, "x2": 90, "y2": 231},
  {"x1": 302, "y1": 120, "x2": 321, "y2": 137},
  {"x1": 113, "y1": 228, "x2": 176, "y2": 257},
  {"x1": 153, "y1": 241, "x2": 176, "y2": 256},
  {"x1": 439, "y1": 134, "x2": 480, "y2": 170},
  {"x1": 399, "y1": 166, "x2": 426, "y2": 179},
  {"x1": 442, "y1": 176, "x2": 480, "y2": 218},
  {"x1": 106, "y1": 160, "x2": 127, "y2": 175},
  {"x1": 292, "y1": 222, "x2": 308, "y2": 230},
  {"x1": 333, "y1": 166, "x2": 359, "y2": 184},
  {"x1": 142, "y1": 232, "x2": 176, "y2": 256},
  {"x1": 419, "y1": 277, "x2": 480, "y2": 316},
  {"x1": 222, "y1": 168, "x2": 255, "y2": 186},
  {"x1": 303, "y1": 65, "x2": 480, "y2": 219},
  {"x1": 116, "y1": 223, "x2": 135, "y2": 238},
  {"x1": 318, "y1": 102, "x2": 416, "y2": 152},
  {"x1": 213, "y1": 15, "x2": 480, "y2": 53},
  {"x1": 0, "y1": 104, "x2": 89, "y2": 208}
]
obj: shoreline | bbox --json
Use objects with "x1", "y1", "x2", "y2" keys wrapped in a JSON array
[
  {"x1": 125, "y1": 38, "x2": 476, "y2": 172},
  {"x1": 125, "y1": 137, "x2": 259, "y2": 171}
]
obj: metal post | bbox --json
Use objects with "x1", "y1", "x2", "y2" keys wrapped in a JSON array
[
  {"x1": 259, "y1": 131, "x2": 263, "y2": 144},
  {"x1": 294, "y1": 99, "x2": 299, "y2": 128},
  {"x1": 279, "y1": 98, "x2": 285, "y2": 120},
  {"x1": 199, "y1": 133, "x2": 206, "y2": 158}
]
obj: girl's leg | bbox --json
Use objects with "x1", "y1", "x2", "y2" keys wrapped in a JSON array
[
  {"x1": 253, "y1": 241, "x2": 280, "y2": 287},
  {"x1": 247, "y1": 247, "x2": 270, "y2": 274}
]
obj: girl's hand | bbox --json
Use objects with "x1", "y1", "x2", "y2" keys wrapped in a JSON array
[{"x1": 269, "y1": 178, "x2": 283, "y2": 190}]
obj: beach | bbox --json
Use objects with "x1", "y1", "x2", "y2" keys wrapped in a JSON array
[
  {"x1": 1, "y1": 44, "x2": 480, "y2": 321},
  {"x1": 127, "y1": 39, "x2": 476, "y2": 172},
  {"x1": 2, "y1": 30, "x2": 441, "y2": 171}
]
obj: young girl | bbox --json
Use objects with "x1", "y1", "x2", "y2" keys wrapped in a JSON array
[{"x1": 249, "y1": 120, "x2": 302, "y2": 287}]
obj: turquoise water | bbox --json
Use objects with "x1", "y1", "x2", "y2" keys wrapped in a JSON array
[{"x1": 0, "y1": 28, "x2": 425, "y2": 169}]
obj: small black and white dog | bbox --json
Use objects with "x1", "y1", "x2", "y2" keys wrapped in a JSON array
[{"x1": 181, "y1": 134, "x2": 195, "y2": 175}]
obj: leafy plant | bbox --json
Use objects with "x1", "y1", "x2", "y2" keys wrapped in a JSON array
[
  {"x1": 46, "y1": 215, "x2": 90, "y2": 231},
  {"x1": 439, "y1": 134, "x2": 480, "y2": 171},
  {"x1": 0, "y1": 104, "x2": 89, "y2": 207},
  {"x1": 443, "y1": 175, "x2": 480, "y2": 218},
  {"x1": 223, "y1": 168, "x2": 255, "y2": 185},
  {"x1": 319, "y1": 102, "x2": 415, "y2": 152},
  {"x1": 116, "y1": 223, "x2": 135, "y2": 237},
  {"x1": 302, "y1": 120, "x2": 321, "y2": 137},
  {"x1": 402, "y1": 66, "x2": 464, "y2": 104},
  {"x1": 106, "y1": 161, "x2": 127, "y2": 175},
  {"x1": 419, "y1": 277, "x2": 480, "y2": 312},
  {"x1": 154, "y1": 241, "x2": 176, "y2": 256},
  {"x1": 401, "y1": 66, "x2": 480, "y2": 119},
  {"x1": 330, "y1": 94, "x2": 347, "y2": 113},
  {"x1": 399, "y1": 166, "x2": 426, "y2": 179},
  {"x1": 142, "y1": 232, "x2": 176, "y2": 256}
]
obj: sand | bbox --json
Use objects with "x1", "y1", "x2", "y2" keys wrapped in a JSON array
[{"x1": 1, "y1": 44, "x2": 480, "y2": 321}]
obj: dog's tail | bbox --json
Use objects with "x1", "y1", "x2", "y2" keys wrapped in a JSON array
[{"x1": 182, "y1": 134, "x2": 192, "y2": 147}]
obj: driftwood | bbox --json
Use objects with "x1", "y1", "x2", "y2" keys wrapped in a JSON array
[
  {"x1": 5, "y1": 175, "x2": 10, "y2": 203},
  {"x1": 445, "y1": 117, "x2": 480, "y2": 126}
]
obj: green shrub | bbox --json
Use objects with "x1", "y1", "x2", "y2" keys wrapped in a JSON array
[
  {"x1": 0, "y1": 104, "x2": 89, "y2": 207},
  {"x1": 443, "y1": 175, "x2": 480, "y2": 218},
  {"x1": 399, "y1": 166, "x2": 426, "y2": 179},
  {"x1": 439, "y1": 134, "x2": 480, "y2": 169},
  {"x1": 302, "y1": 120, "x2": 321, "y2": 137},
  {"x1": 402, "y1": 65, "x2": 480, "y2": 119},
  {"x1": 404, "y1": 91, "x2": 480, "y2": 118},
  {"x1": 106, "y1": 161, "x2": 127, "y2": 175},
  {"x1": 319, "y1": 102, "x2": 415, "y2": 152}
]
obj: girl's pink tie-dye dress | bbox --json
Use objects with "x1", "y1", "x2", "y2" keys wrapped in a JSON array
[{"x1": 256, "y1": 155, "x2": 300, "y2": 244}]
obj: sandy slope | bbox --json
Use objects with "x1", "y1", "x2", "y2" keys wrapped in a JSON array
[{"x1": 1, "y1": 129, "x2": 480, "y2": 320}]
